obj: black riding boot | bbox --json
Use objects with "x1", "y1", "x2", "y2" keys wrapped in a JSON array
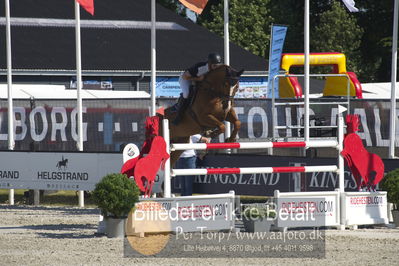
[{"x1": 172, "y1": 95, "x2": 190, "y2": 125}]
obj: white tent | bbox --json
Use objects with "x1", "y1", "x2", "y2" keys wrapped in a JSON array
[
  {"x1": 0, "y1": 84, "x2": 150, "y2": 99},
  {"x1": 361, "y1": 83, "x2": 399, "y2": 99}
]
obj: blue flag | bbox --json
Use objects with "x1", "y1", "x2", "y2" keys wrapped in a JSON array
[{"x1": 267, "y1": 25, "x2": 288, "y2": 98}]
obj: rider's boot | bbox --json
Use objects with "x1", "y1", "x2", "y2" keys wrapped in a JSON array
[{"x1": 172, "y1": 95, "x2": 190, "y2": 125}]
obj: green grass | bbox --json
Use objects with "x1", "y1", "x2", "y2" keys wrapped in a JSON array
[
  {"x1": 239, "y1": 195, "x2": 270, "y2": 204},
  {"x1": 0, "y1": 189, "x2": 96, "y2": 207}
]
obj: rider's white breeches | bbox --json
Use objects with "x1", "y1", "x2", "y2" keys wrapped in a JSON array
[{"x1": 179, "y1": 75, "x2": 191, "y2": 98}]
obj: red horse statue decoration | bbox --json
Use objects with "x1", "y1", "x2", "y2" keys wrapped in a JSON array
[
  {"x1": 341, "y1": 114, "x2": 384, "y2": 191},
  {"x1": 121, "y1": 116, "x2": 169, "y2": 197}
]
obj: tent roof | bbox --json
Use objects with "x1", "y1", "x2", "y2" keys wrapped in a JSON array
[
  {"x1": 361, "y1": 82, "x2": 399, "y2": 99},
  {"x1": 0, "y1": 84, "x2": 150, "y2": 99},
  {"x1": 0, "y1": 0, "x2": 267, "y2": 74}
]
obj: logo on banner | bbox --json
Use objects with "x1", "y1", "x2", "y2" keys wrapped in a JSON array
[{"x1": 56, "y1": 156, "x2": 69, "y2": 170}]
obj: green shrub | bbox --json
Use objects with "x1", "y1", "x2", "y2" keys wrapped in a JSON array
[
  {"x1": 243, "y1": 205, "x2": 276, "y2": 219},
  {"x1": 92, "y1": 173, "x2": 140, "y2": 218},
  {"x1": 380, "y1": 168, "x2": 399, "y2": 209}
]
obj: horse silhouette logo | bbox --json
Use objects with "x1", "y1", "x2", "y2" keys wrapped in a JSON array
[{"x1": 56, "y1": 156, "x2": 68, "y2": 170}]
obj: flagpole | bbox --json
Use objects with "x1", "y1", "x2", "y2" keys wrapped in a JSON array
[
  {"x1": 75, "y1": 1, "x2": 84, "y2": 207},
  {"x1": 224, "y1": 0, "x2": 231, "y2": 142},
  {"x1": 224, "y1": 0, "x2": 229, "y2": 66},
  {"x1": 390, "y1": 0, "x2": 398, "y2": 159},
  {"x1": 304, "y1": 0, "x2": 310, "y2": 143},
  {"x1": 151, "y1": 0, "x2": 156, "y2": 116},
  {"x1": 5, "y1": 0, "x2": 14, "y2": 205}
]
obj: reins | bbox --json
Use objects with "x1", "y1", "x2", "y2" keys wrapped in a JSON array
[{"x1": 198, "y1": 67, "x2": 237, "y2": 100}]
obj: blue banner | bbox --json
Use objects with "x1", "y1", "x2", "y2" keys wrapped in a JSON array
[
  {"x1": 156, "y1": 76, "x2": 269, "y2": 98},
  {"x1": 267, "y1": 25, "x2": 288, "y2": 98},
  {"x1": 156, "y1": 77, "x2": 181, "y2": 97}
]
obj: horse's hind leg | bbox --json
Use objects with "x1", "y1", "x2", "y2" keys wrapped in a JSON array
[{"x1": 225, "y1": 108, "x2": 241, "y2": 143}]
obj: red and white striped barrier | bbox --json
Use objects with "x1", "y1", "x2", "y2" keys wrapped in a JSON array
[
  {"x1": 171, "y1": 140, "x2": 338, "y2": 151},
  {"x1": 162, "y1": 105, "x2": 346, "y2": 198},
  {"x1": 163, "y1": 106, "x2": 388, "y2": 229},
  {"x1": 172, "y1": 165, "x2": 338, "y2": 176}
]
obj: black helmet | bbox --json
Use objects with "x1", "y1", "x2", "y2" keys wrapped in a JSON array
[{"x1": 207, "y1": 53, "x2": 222, "y2": 64}]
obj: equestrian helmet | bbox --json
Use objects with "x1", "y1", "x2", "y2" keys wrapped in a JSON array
[{"x1": 207, "y1": 53, "x2": 222, "y2": 64}]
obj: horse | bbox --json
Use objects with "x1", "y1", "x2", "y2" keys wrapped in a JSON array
[
  {"x1": 160, "y1": 64, "x2": 244, "y2": 166},
  {"x1": 56, "y1": 156, "x2": 68, "y2": 170}
]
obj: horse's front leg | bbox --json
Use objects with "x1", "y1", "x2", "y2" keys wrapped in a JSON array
[{"x1": 225, "y1": 108, "x2": 241, "y2": 143}]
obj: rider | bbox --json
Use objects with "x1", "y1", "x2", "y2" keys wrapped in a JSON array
[{"x1": 172, "y1": 52, "x2": 223, "y2": 125}]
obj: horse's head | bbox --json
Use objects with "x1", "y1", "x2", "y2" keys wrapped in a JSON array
[{"x1": 199, "y1": 65, "x2": 244, "y2": 98}]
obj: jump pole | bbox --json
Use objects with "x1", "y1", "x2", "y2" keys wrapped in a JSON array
[
  {"x1": 337, "y1": 105, "x2": 346, "y2": 193},
  {"x1": 172, "y1": 165, "x2": 338, "y2": 177},
  {"x1": 162, "y1": 119, "x2": 171, "y2": 198},
  {"x1": 171, "y1": 140, "x2": 338, "y2": 151}
]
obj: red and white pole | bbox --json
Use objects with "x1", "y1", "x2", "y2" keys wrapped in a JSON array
[
  {"x1": 171, "y1": 140, "x2": 338, "y2": 151},
  {"x1": 172, "y1": 165, "x2": 338, "y2": 177}
]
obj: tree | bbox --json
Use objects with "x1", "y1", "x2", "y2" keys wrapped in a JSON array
[
  {"x1": 356, "y1": 0, "x2": 394, "y2": 82},
  {"x1": 161, "y1": 0, "x2": 395, "y2": 82},
  {"x1": 269, "y1": 0, "x2": 332, "y2": 54},
  {"x1": 310, "y1": 1, "x2": 363, "y2": 75},
  {"x1": 198, "y1": 0, "x2": 273, "y2": 58}
]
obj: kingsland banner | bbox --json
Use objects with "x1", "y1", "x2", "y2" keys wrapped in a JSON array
[
  {"x1": 1, "y1": 151, "x2": 396, "y2": 195},
  {"x1": 172, "y1": 154, "x2": 399, "y2": 196},
  {"x1": 0, "y1": 98, "x2": 398, "y2": 154}
]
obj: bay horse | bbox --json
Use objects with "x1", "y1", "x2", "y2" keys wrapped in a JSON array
[{"x1": 160, "y1": 64, "x2": 244, "y2": 166}]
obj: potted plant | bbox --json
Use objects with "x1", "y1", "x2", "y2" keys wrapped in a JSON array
[
  {"x1": 380, "y1": 168, "x2": 399, "y2": 226},
  {"x1": 242, "y1": 204, "x2": 276, "y2": 232},
  {"x1": 92, "y1": 173, "x2": 140, "y2": 238}
]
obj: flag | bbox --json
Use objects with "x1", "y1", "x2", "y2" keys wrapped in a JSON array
[
  {"x1": 77, "y1": 0, "x2": 94, "y2": 15},
  {"x1": 267, "y1": 25, "x2": 288, "y2": 98},
  {"x1": 342, "y1": 0, "x2": 359, "y2": 12},
  {"x1": 179, "y1": 0, "x2": 208, "y2": 14}
]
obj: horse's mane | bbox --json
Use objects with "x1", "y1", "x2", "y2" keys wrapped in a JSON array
[{"x1": 197, "y1": 65, "x2": 241, "y2": 97}]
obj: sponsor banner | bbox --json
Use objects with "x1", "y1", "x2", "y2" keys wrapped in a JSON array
[
  {"x1": 161, "y1": 98, "x2": 399, "y2": 151},
  {"x1": 1, "y1": 151, "x2": 395, "y2": 197},
  {"x1": 236, "y1": 77, "x2": 268, "y2": 99},
  {"x1": 0, "y1": 98, "x2": 398, "y2": 153},
  {"x1": 275, "y1": 191, "x2": 340, "y2": 227},
  {"x1": 185, "y1": 154, "x2": 288, "y2": 196},
  {"x1": 127, "y1": 193, "x2": 235, "y2": 233},
  {"x1": 156, "y1": 77, "x2": 181, "y2": 98},
  {"x1": 70, "y1": 78, "x2": 113, "y2": 90},
  {"x1": 0, "y1": 151, "x2": 122, "y2": 191},
  {"x1": 156, "y1": 77, "x2": 269, "y2": 98},
  {"x1": 0, "y1": 99, "x2": 150, "y2": 151},
  {"x1": 341, "y1": 192, "x2": 388, "y2": 225},
  {"x1": 180, "y1": 154, "x2": 399, "y2": 196}
]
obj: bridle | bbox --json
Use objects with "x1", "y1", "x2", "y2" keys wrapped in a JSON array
[{"x1": 199, "y1": 66, "x2": 239, "y2": 100}]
